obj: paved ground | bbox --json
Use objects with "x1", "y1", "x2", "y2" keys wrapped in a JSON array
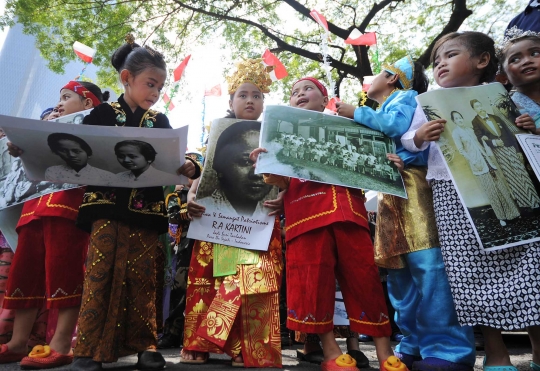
[{"x1": 2, "y1": 334, "x2": 534, "y2": 370}]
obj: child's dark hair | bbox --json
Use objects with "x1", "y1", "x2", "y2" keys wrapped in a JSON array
[
  {"x1": 499, "y1": 35, "x2": 540, "y2": 68},
  {"x1": 111, "y1": 40, "x2": 167, "y2": 76},
  {"x1": 79, "y1": 81, "x2": 110, "y2": 103},
  {"x1": 430, "y1": 31, "x2": 498, "y2": 84},
  {"x1": 114, "y1": 140, "x2": 157, "y2": 162},
  {"x1": 48, "y1": 133, "x2": 93, "y2": 156}
]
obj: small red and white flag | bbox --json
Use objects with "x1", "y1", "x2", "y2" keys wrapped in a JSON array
[
  {"x1": 325, "y1": 96, "x2": 341, "y2": 113},
  {"x1": 163, "y1": 93, "x2": 175, "y2": 111},
  {"x1": 73, "y1": 41, "x2": 96, "y2": 63},
  {"x1": 362, "y1": 76, "x2": 375, "y2": 92},
  {"x1": 345, "y1": 30, "x2": 377, "y2": 46},
  {"x1": 261, "y1": 49, "x2": 288, "y2": 81},
  {"x1": 204, "y1": 84, "x2": 222, "y2": 97},
  {"x1": 310, "y1": 9, "x2": 329, "y2": 32},
  {"x1": 173, "y1": 55, "x2": 191, "y2": 82}
]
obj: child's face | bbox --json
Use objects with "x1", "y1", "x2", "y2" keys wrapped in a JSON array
[
  {"x1": 290, "y1": 80, "x2": 328, "y2": 112},
  {"x1": 366, "y1": 71, "x2": 392, "y2": 103},
  {"x1": 116, "y1": 145, "x2": 150, "y2": 171},
  {"x1": 229, "y1": 83, "x2": 264, "y2": 120},
  {"x1": 57, "y1": 89, "x2": 90, "y2": 116},
  {"x1": 503, "y1": 39, "x2": 540, "y2": 88},
  {"x1": 55, "y1": 140, "x2": 88, "y2": 168},
  {"x1": 433, "y1": 40, "x2": 480, "y2": 88},
  {"x1": 122, "y1": 68, "x2": 166, "y2": 111}
]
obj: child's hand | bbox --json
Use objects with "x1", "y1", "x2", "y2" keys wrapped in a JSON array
[
  {"x1": 515, "y1": 114, "x2": 536, "y2": 131},
  {"x1": 249, "y1": 147, "x2": 267, "y2": 167},
  {"x1": 335, "y1": 102, "x2": 356, "y2": 119},
  {"x1": 187, "y1": 192, "x2": 205, "y2": 218},
  {"x1": 415, "y1": 119, "x2": 446, "y2": 143},
  {"x1": 386, "y1": 153, "x2": 404, "y2": 172},
  {"x1": 264, "y1": 190, "x2": 286, "y2": 216},
  {"x1": 7, "y1": 142, "x2": 23, "y2": 157},
  {"x1": 47, "y1": 111, "x2": 61, "y2": 121},
  {"x1": 177, "y1": 161, "x2": 195, "y2": 178}
]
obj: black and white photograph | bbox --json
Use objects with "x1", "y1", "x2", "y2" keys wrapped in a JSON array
[
  {"x1": 256, "y1": 105, "x2": 406, "y2": 198},
  {"x1": 51, "y1": 108, "x2": 92, "y2": 124},
  {"x1": 187, "y1": 118, "x2": 278, "y2": 251},
  {"x1": 417, "y1": 83, "x2": 540, "y2": 250},
  {"x1": 0, "y1": 114, "x2": 189, "y2": 188}
]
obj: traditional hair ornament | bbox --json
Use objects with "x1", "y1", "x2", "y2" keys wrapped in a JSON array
[
  {"x1": 62, "y1": 81, "x2": 101, "y2": 107},
  {"x1": 226, "y1": 58, "x2": 274, "y2": 95},
  {"x1": 383, "y1": 55, "x2": 415, "y2": 90},
  {"x1": 496, "y1": 26, "x2": 540, "y2": 59},
  {"x1": 125, "y1": 33, "x2": 136, "y2": 46}
]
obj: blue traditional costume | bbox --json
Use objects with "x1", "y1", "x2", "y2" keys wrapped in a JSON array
[{"x1": 352, "y1": 57, "x2": 475, "y2": 371}]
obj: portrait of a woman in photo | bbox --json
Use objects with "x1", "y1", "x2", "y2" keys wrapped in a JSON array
[
  {"x1": 45, "y1": 133, "x2": 114, "y2": 183},
  {"x1": 114, "y1": 139, "x2": 173, "y2": 182}
]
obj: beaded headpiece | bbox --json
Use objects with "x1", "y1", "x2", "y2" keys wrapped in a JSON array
[
  {"x1": 226, "y1": 58, "x2": 274, "y2": 94},
  {"x1": 383, "y1": 55, "x2": 415, "y2": 90},
  {"x1": 497, "y1": 26, "x2": 540, "y2": 60}
]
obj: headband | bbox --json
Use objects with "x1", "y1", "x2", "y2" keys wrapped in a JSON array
[
  {"x1": 383, "y1": 55, "x2": 415, "y2": 90},
  {"x1": 61, "y1": 81, "x2": 101, "y2": 107},
  {"x1": 40, "y1": 107, "x2": 54, "y2": 120},
  {"x1": 292, "y1": 77, "x2": 328, "y2": 97}
]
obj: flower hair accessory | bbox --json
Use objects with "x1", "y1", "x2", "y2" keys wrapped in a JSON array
[
  {"x1": 125, "y1": 33, "x2": 136, "y2": 45},
  {"x1": 226, "y1": 58, "x2": 274, "y2": 94},
  {"x1": 383, "y1": 55, "x2": 414, "y2": 90}
]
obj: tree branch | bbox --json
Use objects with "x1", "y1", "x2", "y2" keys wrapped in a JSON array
[
  {"x1": 358, "y1": 0, "x2": 403, "y2": 32},
  {"x1": 417, "y1": 0, "x2": 473, "y2": 67}
]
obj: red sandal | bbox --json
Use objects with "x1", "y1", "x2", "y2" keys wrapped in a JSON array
[
  {"x1": 321, "y1": 354, "x2": 359, "y2": 371},
  {"x1": 0, "y1": 344, "x2": 27, "y2": 364},
  {"x1": 20, "y1": 345, "x2": 73, "y2": 369}
]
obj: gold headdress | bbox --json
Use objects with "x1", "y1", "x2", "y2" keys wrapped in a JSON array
[{"x1": 226, "y1": 58, "x2": 274, "y2": 94}]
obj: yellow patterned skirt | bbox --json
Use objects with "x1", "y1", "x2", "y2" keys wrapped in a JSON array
[
  {"x1": 183, "y1": 218, "x2": 283, "y2": 368},
  {"x1": 374, "y1": 166, "x2": 440, "y2": 269}
]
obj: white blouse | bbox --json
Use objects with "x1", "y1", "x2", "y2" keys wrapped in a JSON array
[{"x1": 401, "y1": 105, "x2": 451, "y2": 181}]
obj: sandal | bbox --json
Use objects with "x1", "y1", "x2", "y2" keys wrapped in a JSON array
[
  {"x1": 180, "y1": 349, "x2": 209, "y2": 364},
  {"x1": 297, "y1": 349, "x2": 325, "y2": 364},
  {"x1": 321, "y1": 354, "x2": 359, "y2": 371},
  {"x1": 20, "y1": 346, "x2": 74, "y2": 370},
  {"x1": 482, "y1": 357, "x2": 517, "y2": 371},
  {"x1": 0, "y1": 344, "x2": 27, "y2": 364},
  {"x1": 232, "y1": 354, "x2": 244, "y2": 367}
]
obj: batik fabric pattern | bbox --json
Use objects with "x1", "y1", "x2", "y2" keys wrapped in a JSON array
[
  {"x1": 74, "y1": 220, "x2": 161, "y2": 362},
  {"x1": 374, "y1": 166, "x2": 440, "y2": 269},
  {"x1": 183, "y1": 218, "x2": 283, "y2": 368}
]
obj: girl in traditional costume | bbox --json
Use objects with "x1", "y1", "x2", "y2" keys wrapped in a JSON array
[
  {"x1": 402, "y1": 31, "x2": 540, "y2": 371},
  {"x1": 70, "y1": 36, "x2": 200, "y2": 371},
  {"x1": 0, "y1": 81, "x2": 107, "y2": 369},
  {"x1": 337, "y1": 57, "x2": 476, "y2": 371},
  {"x1": 252, "y1": 77, "x2": 395, "y2": 371},
  {"x1": 180, "y1": 58, "x2": 283, "y2": 368}
]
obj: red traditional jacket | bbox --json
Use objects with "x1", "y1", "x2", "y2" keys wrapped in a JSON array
[
  {"x1": 17, "y1": 188, "x2": 86, "y2": 230},
  {"x1": 264, "y1": 176, "x2": 369, "y2": 242}
]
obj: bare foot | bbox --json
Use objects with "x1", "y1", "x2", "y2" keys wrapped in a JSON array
[
  {"x1": 233, "y1": 354, "x2": 244, "y2": 364},
  {"x1": 181, "y1": 349, "x2": 207, "y2": 362}
]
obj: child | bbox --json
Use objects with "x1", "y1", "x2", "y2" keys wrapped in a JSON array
[
  {"x1": 180, "y1": 58, "x2": 284, "y2": 368},
  {"x1": 252, "y1": 77, "x2": 395, "y2": 371},
  {"x1": 70, "y1": 35, "x2": 200, "y2": 371},
  {"x1": 402, "y1": 31, "x2": 540, "y2": 371},
  {"x1": 0, "y1": 81, "x2": 107, "y2": 369},
  {"x1": 336, "y1": 57, "x2": 476, "y2": 371},
  {"x1": 500, "y1": 26, "x2": 540, "y2": 135}
]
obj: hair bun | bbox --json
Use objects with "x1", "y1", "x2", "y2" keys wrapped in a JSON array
[
  {"x1": 102, "y1": 90, "x2": 110, "y2": 102},
  {"x1": 111, "y1": 42, "x2": 140, "y2": 72}
]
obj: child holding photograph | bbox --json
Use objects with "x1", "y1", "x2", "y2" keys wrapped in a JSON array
[
  {"x1": 401, "y1": 31, "x2": 540, "y2": 371},
  {"x1": 70, "y1": 35, "x2": 200, "y2": 371},
  {"x1": 336, "y1": 56, "x2": 476, "y2": 371},
  {"x1": 252, "y1": 77, "x2": 395, "y2": 371},
  {"x1": 180, "y1": 59, "x2": 283, "y2": 368},
  {"x1": 1, "y1": 81, "x2": 107, "y2": 369}
]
